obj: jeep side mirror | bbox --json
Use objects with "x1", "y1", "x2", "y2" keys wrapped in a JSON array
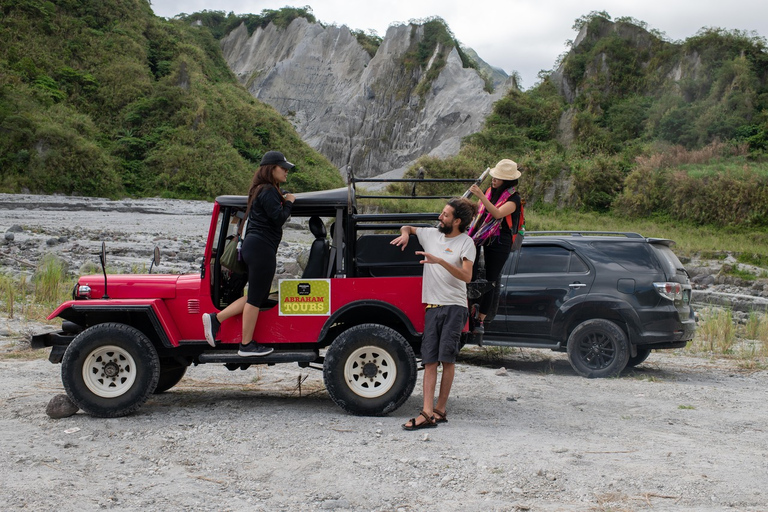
[
  {"x1": 149, "y1": 246, "x2": 161, "y2": 273},
  {"x1": 100, "y1": 241, "x2": 109, "y2": 299}
]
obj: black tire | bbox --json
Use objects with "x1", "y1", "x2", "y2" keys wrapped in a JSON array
[
  {"x1": 567, "y1": 319, "x2": 629, "y2": 378},
  {"x1": 61, "y1": 323, "x2": 160, "y2": 417},
  {"x1": 323, "y1": 323, "x2": 417, "y2": 416},
  {"x1": 626, "y1": 347, "x2": 652, "y2": 368},
  {"x1": 153, "y1": 362, "x2": 188, "y2": 394}
]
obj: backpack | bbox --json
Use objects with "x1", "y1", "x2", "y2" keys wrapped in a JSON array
[{"x1": 505, "y1": 197, "x2": 525, "y2": 252}]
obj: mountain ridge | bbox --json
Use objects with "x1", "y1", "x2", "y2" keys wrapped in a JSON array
[{"x1": 220, "y1": 17, "x2": 515, "y2": 177}]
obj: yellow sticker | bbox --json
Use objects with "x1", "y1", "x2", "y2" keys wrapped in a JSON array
[{"x1": 279, "y1": 279, "x2": 331, "y2": 316}]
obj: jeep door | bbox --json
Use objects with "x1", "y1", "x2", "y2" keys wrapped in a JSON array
[{"x1": 496, "y1": 243, "x2": 594, "y2": 341}]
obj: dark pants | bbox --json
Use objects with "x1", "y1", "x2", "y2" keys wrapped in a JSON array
[{"x1": 473, "y1": 243, "x2": 511, "y2": 316}]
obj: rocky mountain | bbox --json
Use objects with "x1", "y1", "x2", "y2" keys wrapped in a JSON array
[{"x1": 220, "y1": 18, "x2": 515, "y2": 178}]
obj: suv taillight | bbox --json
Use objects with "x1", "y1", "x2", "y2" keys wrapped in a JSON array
[{"x1": 653, "y1": 282, "x2": 682, "y2": 301}]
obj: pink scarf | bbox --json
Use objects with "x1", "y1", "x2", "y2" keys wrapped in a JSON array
[{"x1": 467, "y1": 186, "x2": 514, "y2": 246}]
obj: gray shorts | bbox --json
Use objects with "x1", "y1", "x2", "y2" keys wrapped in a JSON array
[{"x1": 421, "y1": 305, "x2": 468, "y2": 364}]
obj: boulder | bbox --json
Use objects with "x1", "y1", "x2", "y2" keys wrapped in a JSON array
[{"x1": 46, "y1": 394, "x2": 79, "y2": 419}]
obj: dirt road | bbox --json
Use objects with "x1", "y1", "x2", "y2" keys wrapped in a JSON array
[{"x1": 1, "y1": 349, "x2": 766, "y2": 511}]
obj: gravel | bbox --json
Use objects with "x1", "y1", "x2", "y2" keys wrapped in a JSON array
[{"x1": 1, "y1": 193, "x2": 767, "y2": 511}]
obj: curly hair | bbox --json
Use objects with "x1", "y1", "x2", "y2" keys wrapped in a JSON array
[{"x1": 447, "y1": 197, "x2": 478, "y2": 233}]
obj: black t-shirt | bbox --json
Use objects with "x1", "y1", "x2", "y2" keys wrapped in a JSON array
[{"x1": 245, "y1": 186, "x2": 294, "y2": 251}]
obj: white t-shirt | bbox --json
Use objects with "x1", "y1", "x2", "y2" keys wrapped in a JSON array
[{"x1": 416, "y1": 227, "x2": 476, "y2": 307}]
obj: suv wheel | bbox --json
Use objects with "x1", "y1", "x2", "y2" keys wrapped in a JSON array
[
  {"x1": 566, "y1": 319, "x2": 630, "y2": 378},
  {"x1": 324, "y1": 323, "x2": 417, "y2": 416},
  {"x1": 61, "y1": 323, "x2": 160, "y2": 417}
]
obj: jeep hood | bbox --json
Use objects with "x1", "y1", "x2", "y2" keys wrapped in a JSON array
[{"x1": 76, "y1": 274, "x2": 180, "y2": 300}]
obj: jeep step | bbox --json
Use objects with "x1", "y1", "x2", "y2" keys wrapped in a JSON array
[{"x1": 197, "y1": 349, "x2": 320, "y2": 365}]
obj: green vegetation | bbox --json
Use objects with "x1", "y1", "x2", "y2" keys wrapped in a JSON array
[
  {"x1": 401, "y1": 17, "x2": 490, "y2": 98},
  {"x1": 2, "y1": 3, "x2": 767, "y2": 256},
  {"x1": 33, "y1": 253, "x2": 69, "y2": 304},
  {"x1": 687, "y1": 307, "x2": 768, "y2": 362},
  {"x1": 407, "y1": 12, "x2": 768, "y2": 241},
  {"x1": 351, "y1": 29, "x2": 383, "y2": 58},
  {"x1": 0, "y1": 1, "x2": 342, "y2": 199},
  {"x1": 690, "y1": 307, "x2": 737, "y2": 354},
  {"x1": 171, "y1": 6, "x2": 317, "y2": 39},
  {"x1": 0, "y1": 255, "x2": 75, "y2": 326}
]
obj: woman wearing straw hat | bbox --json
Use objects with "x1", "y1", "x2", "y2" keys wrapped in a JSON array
[{"x1": 467, "y1": 159, "x2": 523, "y2": 335}]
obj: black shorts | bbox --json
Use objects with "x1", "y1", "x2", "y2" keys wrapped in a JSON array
[
  {"x1": 421, "y1": 305, "x2": 468, "y2": 364},
  {"x1": 241, "y1": 234, "x2": 277, "y2": 307}
]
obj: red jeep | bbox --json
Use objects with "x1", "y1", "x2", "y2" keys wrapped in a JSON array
[{"x1": 33, "y1": 183, "x2": 454, "y2": 418}]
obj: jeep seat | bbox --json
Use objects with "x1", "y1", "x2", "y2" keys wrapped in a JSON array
[
  {"x1": 355, "y1": 234, "x2": 424, "y2": 277},
  {"x1": 302, "y1": 216, "x2": 330, "y2": 278}
]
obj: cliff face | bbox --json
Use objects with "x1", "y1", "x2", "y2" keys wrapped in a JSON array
[{"x1": 221, "y1": 18, "x2": 514, "y2": 177}]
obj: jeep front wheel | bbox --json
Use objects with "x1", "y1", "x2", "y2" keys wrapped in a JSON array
[
  {"x1": 567, "y1": 319, "x2": 629, "y2": 378},
  {"x1": 61, "y1": 323, "x2": 160, "y2": 417},
  {"x1": 323, "y1": 323, "x2": 417, "y2": 416}
]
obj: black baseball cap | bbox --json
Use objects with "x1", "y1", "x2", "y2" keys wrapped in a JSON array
[{"x1": 260, "y1": 151, "x2": 295, "y2": 170}]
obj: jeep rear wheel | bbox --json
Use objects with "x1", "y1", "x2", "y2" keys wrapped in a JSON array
[
  {"x1": 567, "y1": 319, "x2": 629, "y2": 378},
  {"x1": 324, "y1": 324, "x2": 417, "y2": 416},
  {"x1": 61, "y1": 323, "x2": 160, "y2": 417}
]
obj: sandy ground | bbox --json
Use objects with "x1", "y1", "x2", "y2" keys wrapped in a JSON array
[{"x1": 1, "y1": 193, "x2": 768, "y2": 511}]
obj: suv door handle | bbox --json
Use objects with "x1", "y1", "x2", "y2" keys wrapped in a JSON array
[{"x1": 569, "y1": 283, "x2": 587, "y2": 288}]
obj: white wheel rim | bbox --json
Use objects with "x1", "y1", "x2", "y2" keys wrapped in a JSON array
[
  {"x1": 343, "y1": 345, "x2": 397, "y2": 398},
  {"x1": 81, "y1": 345, "x2": 138, "y2": 398}
]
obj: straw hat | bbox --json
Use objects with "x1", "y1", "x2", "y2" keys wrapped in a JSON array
[{"x1": 489, "y1": 159, "x2": 521, "y2": 181}]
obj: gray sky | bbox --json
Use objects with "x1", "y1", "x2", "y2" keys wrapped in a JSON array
[{"x1": 149, "y1": 0, "x2": 768, "y2": 89}]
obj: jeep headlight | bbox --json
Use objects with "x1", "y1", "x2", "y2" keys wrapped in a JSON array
[{"x1": 75, "y1": 284, "x2": 92, "y2": 299}]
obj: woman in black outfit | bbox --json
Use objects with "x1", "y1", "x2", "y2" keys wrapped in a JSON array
[
  {"x1": 202, "y1": 151, "x2": 296, "y2": 356},
  {"x1": 467, "y1": 159, "x2": 522, "y2": 334}
]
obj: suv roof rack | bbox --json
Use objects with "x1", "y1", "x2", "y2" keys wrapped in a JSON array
[{"x1": 525, "y1": 231, "x2": 644, "y2": 238}]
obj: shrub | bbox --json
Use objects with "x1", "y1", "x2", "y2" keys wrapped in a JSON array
[{"x1": 34, "y1": 254, "x2": 69, "y2": 305}]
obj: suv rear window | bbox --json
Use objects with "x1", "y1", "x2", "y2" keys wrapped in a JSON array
[
  {"x1": 517, "y1": 245, "x2": 588, "y2": 274},
  {"x1": 586, "y1": 241, "x2": 658, "y2": 272},
  {"x1": 650, "y1": 243, "x2": 687, "y2": 279}
]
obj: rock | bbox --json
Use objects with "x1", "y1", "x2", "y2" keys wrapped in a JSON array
[
  {"x1": 220, "y1": 18, "x2": 514, "y2": 178},
  {"x1": 7, "y1": 224, "x2": 23, "y2": 233},
  {"x1": 4, "y1": 232, "x2": 13, "y2": 242},
  {"x1": 46, "y1": 394, "x2": 79, "y2": 419},
  {"x1": 495, "y1": 367, "x2": 509, "y2": 376},
  {"x1": 46, "y1": 238, "x2": 58, "y2": 246},
  {"x1": 296, "y1": 249, "x2": 309, "y2": 270}
]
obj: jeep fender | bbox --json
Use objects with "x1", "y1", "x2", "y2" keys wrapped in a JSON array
[
  {"x1": 552, "y1": 293, "x2": 642, "y2": 345},
  {"x1": 48, "y1": 299, "x2": 181, "y2": 349},
  {"x1": 319, "y1": 300, "x2": 420, "y2": 344}
]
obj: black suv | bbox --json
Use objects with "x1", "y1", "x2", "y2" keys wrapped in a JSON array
[{"x1": 473, "y1": 232, "x2": 696, "y2": 377}]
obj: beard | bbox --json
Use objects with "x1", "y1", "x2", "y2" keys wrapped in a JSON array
[{"x1": 437, "y1": 222, "x2": 453, "y2": 234}]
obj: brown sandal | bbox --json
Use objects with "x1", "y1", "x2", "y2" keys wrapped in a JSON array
[
  {"x1": 402, "y1": 411, "x2": 437, "y2": 430},
  {"x1": 433, "y1": 409, "x2": 447, "y2": 423}
]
